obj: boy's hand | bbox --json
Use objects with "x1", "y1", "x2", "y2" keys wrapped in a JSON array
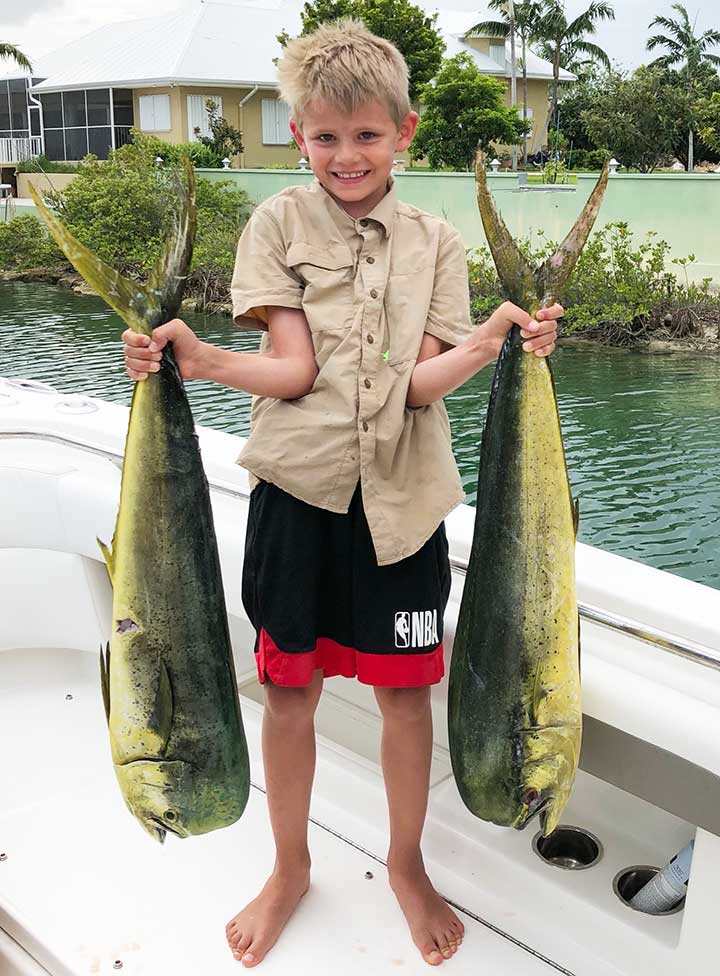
[
  {"x1": 122, "y1": 319, "x2": 208, "y2": 382},
  {"x1": 480, "y1": 301, "x2": 563, "y2": 359}
]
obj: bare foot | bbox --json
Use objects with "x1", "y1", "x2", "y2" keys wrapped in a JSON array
[
  {"x1": 225, "y1": 865, "x2": 310, "y2": 967},
  {"x1": 388, "y1": 855, "x2": 465, "y2": 966}
]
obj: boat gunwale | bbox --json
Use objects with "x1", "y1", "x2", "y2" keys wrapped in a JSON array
[{"x1": 2, "y1": 427, "x2": 719, "y2": 674}]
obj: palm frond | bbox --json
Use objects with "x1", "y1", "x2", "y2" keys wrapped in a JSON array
[
  {"x1": 0, "y1": 43, "x2": 32, "y2": 71},
  {"x1": 465, "y1": 19, "x2": 510, "y2": 39}
]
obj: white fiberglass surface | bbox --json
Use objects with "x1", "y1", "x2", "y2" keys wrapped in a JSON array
[{"x1": 0, "y1": 645, "x2": 563, "y2": 976}]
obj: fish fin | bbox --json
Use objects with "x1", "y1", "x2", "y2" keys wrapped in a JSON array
[
  {"x1": 474, "y1": 152, "x2": 537, "y2": 308},
  {"x1": 535, "y1": 162, "x2": 610, "y2": 306},
  {"x1": 100, "y1": 642, "x2": 111, "y2": 724},
  {"x1": 149, "y1": 659, "x2": 174, "y2": 755},
  {"x1": 573, "y1": 497, "x2": 580, "y2": 538},
  {"x1": 28, "y1": 157, "x2": 196, "y2": 334},
  {"x1": 146, "y1": 157, "x2": 197, "y2": 324},
  {"x1": 97, "y1": 537, "x2": 115, "y2": 584}
]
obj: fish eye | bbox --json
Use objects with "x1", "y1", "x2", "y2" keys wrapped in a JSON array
[
  {"x1": 164, "y1": 809, "x2": 176, "y2": 822},
  {"x1": 523, "y1": 788, "x2": 540, "y2": 806}
]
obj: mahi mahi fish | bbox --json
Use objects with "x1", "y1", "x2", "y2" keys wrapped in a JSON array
[
  {"x1": 448, "y1": 157, "x2": 609, "y2": 837},
  {"x1": 30, "y1": 162, "x2": 250, "y2": 842}
]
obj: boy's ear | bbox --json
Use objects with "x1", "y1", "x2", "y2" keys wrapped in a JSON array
[
  {"x1": 290, "y1": 119, "x2": 307, "y2": 153},
  {"x1": 395, "y1": 111, "x2": 419, "y2": 153}
]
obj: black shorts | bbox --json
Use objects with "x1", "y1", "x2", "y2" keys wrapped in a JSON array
[{"x1": 242, "y1": 481, "x2": 452, "y2": 687}]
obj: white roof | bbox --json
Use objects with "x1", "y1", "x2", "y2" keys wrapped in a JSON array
[{"x1": 17, "y1": 0, "x2": 569, "y2": 94}]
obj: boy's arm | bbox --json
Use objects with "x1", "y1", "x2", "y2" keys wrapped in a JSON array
[
  {"x1": 406, "y1": 303, "x2": 561, "y2": 409},
  {"x1": 122, "y1": 305, "x2": 318, "y2": 401}
]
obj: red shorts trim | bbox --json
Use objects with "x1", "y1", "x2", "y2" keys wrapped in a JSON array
[{"x1": 256, "y1": 628, "x2": 445, "y2": 688}]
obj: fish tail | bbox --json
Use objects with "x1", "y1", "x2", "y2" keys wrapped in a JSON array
[
  {"x1": 28, "y1": 157, "x2": 196, "y2": 336},
  {"x1": 474, "y1": 151, "x2": 537, "y2": 308},
  {"x1": 535, "y1": 162, "x2": 610, "y2": 306}
]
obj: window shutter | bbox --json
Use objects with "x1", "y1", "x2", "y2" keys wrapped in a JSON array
[
  {"x1": 188, "y1": 95, "x2": 223, "y2": 140},
  {"x1": 139, "y1": 94, "x2": 170, "y2": 132},
  {"x1": 261, "y1": 98, "x2": 291, "y2": 145}
]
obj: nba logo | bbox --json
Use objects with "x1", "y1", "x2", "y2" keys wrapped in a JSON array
[{"x1": 395, "y1": 611, "x2": 410, "y2": 648}]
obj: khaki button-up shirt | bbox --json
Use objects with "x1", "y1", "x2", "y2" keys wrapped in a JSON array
[{"x1": 230, "y1": 179, "x2": 473, "y2": 565}]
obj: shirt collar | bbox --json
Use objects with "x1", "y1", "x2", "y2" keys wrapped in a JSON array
[{"x1": 314, "y1": 176, "x2": 397, "y2": 238}]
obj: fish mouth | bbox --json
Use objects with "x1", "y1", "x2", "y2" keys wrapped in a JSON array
[
  {"x1": 514, "y1": 792, "x2": 551, "y2": 831},
  {"x1": 149, "y1": 816, "x2": 184, "y2": 842}
]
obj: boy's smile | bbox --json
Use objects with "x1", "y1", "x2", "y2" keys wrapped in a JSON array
[{"x1": 290, "y1": 99, "x2": 418, "y2": 219}]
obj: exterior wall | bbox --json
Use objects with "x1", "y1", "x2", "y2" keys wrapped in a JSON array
[
  {"x1": 132, "y1": 86, "x2": 185, "y2": 144},
  {"x1": 17, "y1": 172, "x2": 78, "y2": 198},
  {"x1": 200, "y1": 169, "x2": 720, "y2": 285},
  {"x1": 130, "y1": 85, "x2": 299, "y2": 166},
  {"x1": 506, "y1": 77, "x2": 551, "y2": 154}
]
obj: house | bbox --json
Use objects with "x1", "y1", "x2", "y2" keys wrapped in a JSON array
[{"x1": 0, "y1": 0, "x2": 573, "y2": 171}]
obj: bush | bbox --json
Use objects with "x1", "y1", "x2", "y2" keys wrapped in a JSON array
[
  {"x1": 41, "y1": 130, "x2": 253, "y2": 294},
  {"x1": 0, "y1": 214, "x2": 65, "y2": 271},
  {"x1": 466, "y1": 223, "x2": 720, "y2": 346},
  {"x1": 568, "y1": 148, "x2": 610, "y2": 171},
  {"x1": 14, "y1": 155, "x2": 81, "y2": 174}
]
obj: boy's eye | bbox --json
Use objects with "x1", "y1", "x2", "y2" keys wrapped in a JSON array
[
  {"x1": 359, "y1": 131, "x2": 378, "y2": 140},
  {"x1": 316, "y1": 133, "x2": 335, "y2": 142}
]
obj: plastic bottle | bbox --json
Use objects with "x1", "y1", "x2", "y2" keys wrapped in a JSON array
[{"x1": 629, "y1": 840, "x2": 694, "y2": 914}]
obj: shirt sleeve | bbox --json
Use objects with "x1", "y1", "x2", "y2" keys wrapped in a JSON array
[
  {"x1": 230, "y1": 206, "x2": 305, "y2": 330},
  {"x1": 424, "y1": 225, "x2": 473, "y2": 348}
]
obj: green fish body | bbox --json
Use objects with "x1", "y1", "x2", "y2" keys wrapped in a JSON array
[
  {"x1": 31, "y1": 164, "x2": 250, "y2": 842},
  {"x1": 448, "y1": 159, "x2": 609, "y2": 836}
]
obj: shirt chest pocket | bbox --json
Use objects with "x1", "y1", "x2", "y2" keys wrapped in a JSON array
[
  {"x1": 383, "y1": 266, "x2": 435, "y2": 365},
  {"x1": 286, "y1": 241, "x2": 355, "y2": 331}
]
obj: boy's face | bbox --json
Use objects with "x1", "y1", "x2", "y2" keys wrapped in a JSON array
[{"x1": 290, "y1": 99, "x2": 418, "y2": 218}]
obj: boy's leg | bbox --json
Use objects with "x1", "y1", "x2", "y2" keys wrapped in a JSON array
[
  {"x1": 226, "y1": 671, "x2": 324, "y2": 967},
  {"x1": 374, "y1": 686, "x2": 465, "y2": 967}
]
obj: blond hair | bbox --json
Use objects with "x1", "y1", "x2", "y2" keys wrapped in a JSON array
[{"x1": 277, "y1": 19, "x2": 411, "y2": 127}]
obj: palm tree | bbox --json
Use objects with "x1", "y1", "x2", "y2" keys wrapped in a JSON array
[
  {"x1": 647, "y1": 3, "x2": 720, "y2": 171},
  {"x1": 535, "y1": 1, "x2": 615, "y2": 145},
  {"x1": 466, "y1": 1, "x2": 543, "y2": 165},
  {"x1": 0, "y1": 43, "x2": 32, "y2": 73}
]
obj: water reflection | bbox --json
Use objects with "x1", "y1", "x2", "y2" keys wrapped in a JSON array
[{"x1": 2, "y1": 282, "x2": 718, "y2": 588}]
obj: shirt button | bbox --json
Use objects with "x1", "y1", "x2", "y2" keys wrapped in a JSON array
[
  {"x1": 360, "y1": 218, "x2": 369, "y2": 227},
  {"x1": 367, "y1": 334, "x2": 374, "y2": 344},
  {"x1": 364, "y1": 378, "x2": 372, "y2": 389},
  {"x1": 370, "y1": 288, "x2": 378, "y2": 299},
  {"x1": 366, "y1": 256, "x2": 375, "y2": 264},
  {"x1": 362, "y1": 421, "x2": 369, "y2": 432}
]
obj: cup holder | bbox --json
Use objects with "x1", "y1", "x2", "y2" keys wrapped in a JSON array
[
  {"x1": 532, "y1": 825, "x2": 603, "y2": 870},
  {"x1": 613, "y1": 866, "x2": 685, "y2": 915}
]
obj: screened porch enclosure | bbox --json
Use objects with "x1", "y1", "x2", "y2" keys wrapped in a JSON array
[{"x1": 39, "y1": 88, "x2": 134, "y2": 161}]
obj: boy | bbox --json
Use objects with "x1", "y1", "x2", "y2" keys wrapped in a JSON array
[{"x1": 123, "y1": 20, "x2": 561, "y2": 968}]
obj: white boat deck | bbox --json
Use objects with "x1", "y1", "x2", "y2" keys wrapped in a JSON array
[{"x1": 1, "y1": 645, "x2": 571, "y2": 976}]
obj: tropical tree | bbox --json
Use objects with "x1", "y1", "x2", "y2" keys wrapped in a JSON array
[
  {"x1": 410, "y1": 53, "x2": 529, "y2": 170},
  {"x1": 647, "y1": 2, "x2": 720, "y2": 171},
  {"x1": 278, "y1": 0, "x2": 444, "y2": 102},
  {"x1": 466, "y1": 1, "x2": 544, "y2": 164},
  {"x1": 582, "y1": 66, "x2": 688, "y2": 173},
  {"x1": 535, "y1": 1, "x2": 615, "y2": 144},
  {"x1": 696, "y1": 91, "x2": 720, "y2": 154},
  {"x1": 0, "y1": 43, "x2": 32, "y2": 72}
]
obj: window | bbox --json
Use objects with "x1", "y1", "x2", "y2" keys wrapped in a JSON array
[
  {"x1": 519, "y1": 106, "x2": 534, "y2": 121},
  {"x1": 489, "y1": 42, "x2": 506, "y2": 67},
  {"x1": 139, "y1": 93, "x2": 171, "y2": 132},
  {"x1": 40, "y1": 87, "x2": 119, "y2": 161},
  {"x1": 86, "y1": 89, "x2": 110, "y2": 126},
  {"x1": 261, "y1": 98, "x2": 291, "y2": 145},
  {"x1": 39, "y1": 92, "x2": 62, "y2": 128},
  {"x1": 44, "y1": 129, "x2": 65, "y2": 161},
  {"x1": 62, "y1": 90, "x2": 86, "y2": 127},
  {"x1": 112, "y1": 89, "x2": 133, "y2": 126},
  {"x1": 187, "y1": 94, "x2": 223, "y2": 141}
]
